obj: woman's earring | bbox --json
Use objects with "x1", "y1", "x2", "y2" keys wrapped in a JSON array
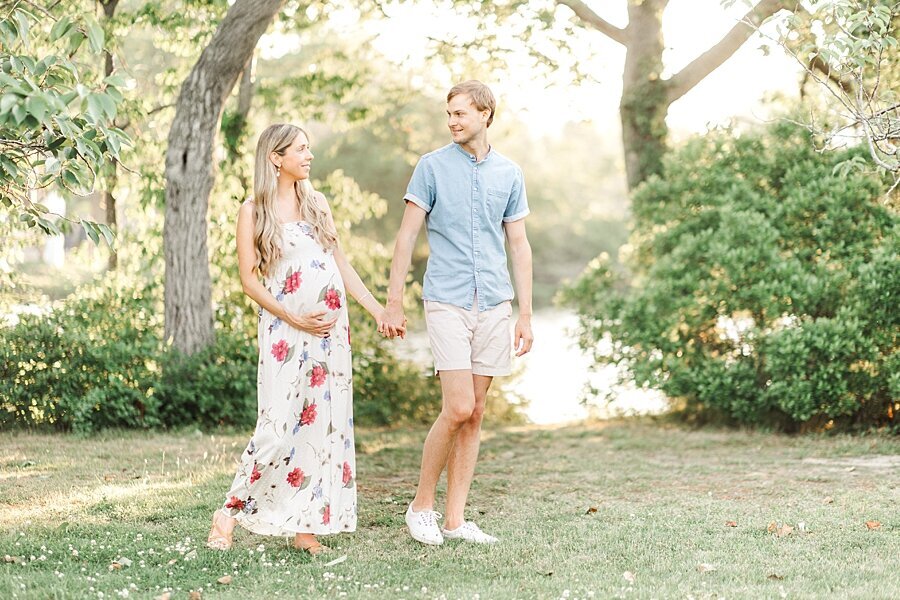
[{"x1": 276, "y1": 165, "x2": 281, "y2": 177}]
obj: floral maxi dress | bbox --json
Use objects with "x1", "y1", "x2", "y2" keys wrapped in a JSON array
[{"x1": 221, "y1": 220, "x2": 356, "y2": 536}]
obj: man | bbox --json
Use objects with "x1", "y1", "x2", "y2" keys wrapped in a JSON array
[{"x1": 380, "y1": 80, "x2": 534, "y2": 545}]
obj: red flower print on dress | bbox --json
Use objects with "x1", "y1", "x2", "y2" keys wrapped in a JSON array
[
  {"x1": 250, "y1": 463, "x2": 261, "y2": 484},
  {"x1": 310, "y1": 365, "x2": 326, "y2": 387},
  {"x1": 225, "y1": 496, "x2": 245, "y2": 511},
  {"x1": 324, "y1": 288, "x2": 342, "y2": 310},
  {"x1": 342, "y1": 461, "x2": 352, "y2": 486},
  {"x1": 271, "y1": 339, "x2": 289, "y2": 362},
  {"x1": 300, "y1": 402, "x2": 317, "y2": 426},
  {"x1": 282, "y1": 270, "x2": 302, "y2": 294},
  {"x1": 322, "y1": 504, "x2": 331, "y2": 525},
  {"x1": 286, "y1": 467, "x2": 305, "y2": 488}
]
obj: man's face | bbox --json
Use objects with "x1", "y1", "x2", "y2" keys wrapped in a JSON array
[{"x1": 447, "y1": 94, "x2": 488, "y2": 145}]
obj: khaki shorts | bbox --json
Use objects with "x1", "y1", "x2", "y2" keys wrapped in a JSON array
[{"x1": 424, "y1": 296, "x2": 513, "y2": 377}]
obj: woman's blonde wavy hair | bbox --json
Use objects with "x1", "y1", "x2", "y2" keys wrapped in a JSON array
[{"x1": 252, "y1": 123, "x2": 337, "y2": 277}]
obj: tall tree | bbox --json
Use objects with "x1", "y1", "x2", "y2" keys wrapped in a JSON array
[
  {"x1": 163, "y1": 0, "x2": 285, "y2": 355},
  {"x1": 556, "y1": 0, "x2": 791, "y2": 189}
]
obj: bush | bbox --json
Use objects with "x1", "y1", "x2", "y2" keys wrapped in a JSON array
[
  {"x1": 0, "y1": 273, "x2": 447, "y2": 432},
  {"x1": 0, "y1": 277, "x2": 163, "y2": 433},
  {"x1": 563, "y1": 122, "x2": 898, "y2": 431}
]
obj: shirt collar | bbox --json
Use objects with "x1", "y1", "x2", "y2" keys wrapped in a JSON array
[{"x1": 454, "y1": 143, "x2": 493, "y2": 163}]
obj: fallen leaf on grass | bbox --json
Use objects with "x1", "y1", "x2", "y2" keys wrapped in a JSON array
[
  {"x1": 115, "y1": 557, "x2": 132, "y2": 567},
  {"x1": 724, "y1": 521, "x2": 737, "y2": 527},
  {"x1": 189, "y1": 592, "x2": 202, "y2": 600},
  {"x1": 697, "y1": 563, "x2": 717, "y2": 573},
  {"x1": 585, "y1": 507, "x2": 598, "y2": 514},
  {"x1": 153, "y1": 593, "x2": 171, "y2": 600},
  {"x1": 822, "y1": 496, "x2": 834, "y2": 504},
  {"x1": 865, "y1": 521, "x2": 882, "y2": 530},
  {"x1": 538, "y1": 570, "x2": 553, "y2": 577},
  {"x1": 776, "y1": 524, "x2": 793, "y2": 537},
  {"x1": 167, "y1": 558, "x2": 178, "y2": 566},
  {"x1": 623, "y1": 571, "x2": 636, "y2": 583},
  {"x1": 767, "y1": 522, "x2": 793, "y2": 537},
  {"x1": 217, "y1": 575, "x2": 232, "y2": 585},
  {"x1": 109, "y1": 562, "x2": 122, "y2": 570},
  {"x1": 184, "y1": 549, "x2": 198, "y2": 561},
  {"x1": 323, "y1": 555, "x2": 347, "y2": 567},
  {"x1": 3, "y1": 555, "x2": 20, "y2": 564},
  {"x1": 767, "y1": 573, "x2": 784, "y2": 580}
]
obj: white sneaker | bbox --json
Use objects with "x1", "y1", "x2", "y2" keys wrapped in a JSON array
[
  {"x1": 441, "y1": 521, "x2": 499, "y2": 544},
  {"x1": 405, "y1": 504, "x2": 444, "y2": 545}
]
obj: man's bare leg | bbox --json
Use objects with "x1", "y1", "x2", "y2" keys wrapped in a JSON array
[
  {"x1": 410, "y1": 369, "x2": 476, "y2": 511},
  {"x1": 443, "y1": 374, "x2": 492, "y2": 530}
]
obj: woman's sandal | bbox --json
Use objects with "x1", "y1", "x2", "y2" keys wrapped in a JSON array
[
  {"x1": 292, "y1": 534, "x2": 326, "y2": 556},
  {"x1": 206, "y1": 510, "x2": 234, "y2": 551}
]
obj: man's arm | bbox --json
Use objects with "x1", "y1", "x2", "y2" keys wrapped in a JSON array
[
  {"x1": 382, "y1": 201, "x2": 427, "y2": 338},
  {"x1": 505, "y1": 218, "x2": 534, "y2": 356}
]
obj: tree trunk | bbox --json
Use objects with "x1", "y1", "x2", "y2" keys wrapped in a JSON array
[
  {"x1": 620, "y1": 0, "x2": 669, "y2": 191},
  {"x1": 99, "y1": 0, "x2": 119, "y2": 270},
  {"x1": 163, "y1": 0, "x2": 285, "y2": 355},
  {"x1": 558, "y1": 0, "x2": 790, "y2": 191}
]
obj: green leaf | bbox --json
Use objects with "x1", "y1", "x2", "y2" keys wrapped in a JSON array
[
  {"x1": 85, "y1": 18, "x2": 105, "y2": 54},
  {"x1": 82, "y1": 220, "x2": 100, "y2": 245},
  {"x1": 97, "y1": 92, "x2": 117, "y2": 119},
  {"x1": 65, "y1": 31, "x2": 85, "y2": 55},
  {"x1": 14, "y1": 9, "x2": 30, "y2": 47},
  {"x1": 49, "y1": 16, "x2": 73, "y2": 42},
  {"x1": 0, "y1": 93, "x2": 19, "y2": 115},
  {"x1": 103, "y1": 74, "x2": 128, "y2": 88},
  {"x1": 25, "y1": 93, "x2": 49, "y2": 123},
  {"x1": 97, "y1": 223, "x2": 115, "y2": 247}
]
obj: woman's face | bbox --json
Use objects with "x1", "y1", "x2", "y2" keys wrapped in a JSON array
[{"x1": 274, "y1": 132, "x2": 314, "y2": 181}]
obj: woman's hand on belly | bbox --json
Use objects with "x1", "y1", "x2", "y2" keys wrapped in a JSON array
[{"x1": 285, "y1": 310, "x2": 338, "y2": 337}]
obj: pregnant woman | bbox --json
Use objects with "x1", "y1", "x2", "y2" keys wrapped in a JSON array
[{"x1": 206, "y1": 123, "x2": 396, "y2": 554}]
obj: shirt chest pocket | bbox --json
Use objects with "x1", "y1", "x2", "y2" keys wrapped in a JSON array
[{"x1": 485, "y1": 188, "x2": 509, "y2": 221}]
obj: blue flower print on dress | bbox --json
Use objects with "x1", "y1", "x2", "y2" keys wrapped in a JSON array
[
  {"x1": 313, "y1": 482, "x2": 323, "y2": 499},
  {"x1": 344, "y1": 438, "x2": 351, "y2": 450},
  {"x1": 348, "y1": 417, "x2": 353, "y2": 428},
  {"x1": 268, "y1": 317, "x2": 282, "y2": 333},
  {"x1": 320, "y1": 336, "x2": 331, "y2": 351},
  {"x1": 275, "y1": 292, "x2": 285, "y2": 302},
  {"x1": 323, "y1": 390, "x2": 331, "y2": 403},
  {"x1": 310, "y1": 259, "x2": 326, "y2": 270}
]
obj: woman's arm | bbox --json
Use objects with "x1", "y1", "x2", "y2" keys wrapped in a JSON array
[{"x1": 236, "y1": 202, "x2": 335, "y2": 337}]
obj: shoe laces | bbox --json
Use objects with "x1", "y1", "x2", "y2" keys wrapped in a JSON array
[{"x1": 413, "y1": 508, "x2": 441, "y2": 526}]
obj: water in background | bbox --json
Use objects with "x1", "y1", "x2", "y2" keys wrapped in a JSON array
[{"x1": 394, "y1": 307, "x2": 668, "y2": 425}]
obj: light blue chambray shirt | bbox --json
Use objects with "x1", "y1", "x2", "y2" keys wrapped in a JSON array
[{"x1": 404, "y1": 143, "x2": 530, "y2": 312}]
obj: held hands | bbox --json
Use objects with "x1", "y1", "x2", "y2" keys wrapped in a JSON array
[
  {"x1": 378, "y1": 303, "x2": 407, "y2": 339},
  {"x1": 286, "y1": 310, "x2": 338, "y2": 337}
]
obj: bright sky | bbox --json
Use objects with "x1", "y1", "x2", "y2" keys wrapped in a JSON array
[
  {"x1": 367, "y1": 0, "x2": 801, "y2": 139},
  {"x1": 260, "y1": 1, "x2": 802, "y2": 139}
]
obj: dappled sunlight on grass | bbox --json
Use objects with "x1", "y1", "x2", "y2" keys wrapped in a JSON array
[{"x1": 2, "y1": 423, "x2": 899, "y2": 599}]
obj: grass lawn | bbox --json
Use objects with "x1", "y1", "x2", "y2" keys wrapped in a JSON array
[{"x1": 1, "y1": 420, "x2": 898, "y2": 599}]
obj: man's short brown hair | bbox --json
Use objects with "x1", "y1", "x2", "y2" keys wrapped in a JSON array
[{"x1": 447, "y1": 80, "x2": 496, "y2": 127}]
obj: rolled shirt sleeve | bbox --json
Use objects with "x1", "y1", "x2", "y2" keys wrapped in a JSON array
[
  {"x1": 403, "y1": 158, "x2": 434, "y2": 213},
  {"x1": 503, "y1": 168, "x2": 529, "y2": 223}
]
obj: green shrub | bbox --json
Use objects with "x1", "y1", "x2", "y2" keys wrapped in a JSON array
[
  {"x1": 563, "y1": 122, "x2": 898, "y2": 431},
  {"x1": 0, "y1": 277, "x2": 163, "y2": 433},
  {"x1": 0, "y1": 274, "x2": 446, "y2": 432}
]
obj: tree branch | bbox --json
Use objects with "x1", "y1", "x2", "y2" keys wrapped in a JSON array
[
  {"x1": 665, "y1": 0, "x2": 788, "y2": 104},
  {"x1": 556, "y1": 0, "x2": 627, "y2": 46},
  {"x1": 807, "y1": 53, "x2": 854, "y2": 94}
]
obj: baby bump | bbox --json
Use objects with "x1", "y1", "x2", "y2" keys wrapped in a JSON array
[{"x1": 268, "y1": 264, "x2": 346, "y2": 322}]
